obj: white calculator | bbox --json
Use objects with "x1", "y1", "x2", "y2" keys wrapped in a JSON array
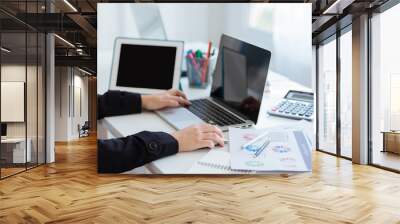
[{"x1": 267, "y1": 90, "x2": 314, "y2": 121}]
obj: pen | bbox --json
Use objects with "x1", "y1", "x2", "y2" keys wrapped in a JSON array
[
  {"x1": 201, "y1": 41, "x2": 212, "y2": 83},
  {"x1": 195, "y1": 49, "x2": 203, "y2": 58},
  {"x1": 187, "y1": 53, "x2": 199, "y2": 69},
  {"x1": 242, "y1": 131, "x2": 269, "y2": 149},
  {"x1": 254, "y1": 138, "x2": 270, "y2": 158}
]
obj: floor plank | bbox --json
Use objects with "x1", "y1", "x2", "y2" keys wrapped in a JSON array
[{"x1": 1, "y1": 134, "x2": 400, "y2": 224}]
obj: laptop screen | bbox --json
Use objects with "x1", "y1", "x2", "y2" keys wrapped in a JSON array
[
  {"x1": 211, "y1": 35, "x2": 271, "y2": 124},
  {"x1": 116, "y1": 44, "x2": 177, "y2": 90}
]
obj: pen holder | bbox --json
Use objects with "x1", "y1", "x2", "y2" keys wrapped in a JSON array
[{"x1": 186, "y1": 57, "x2": 212, "y2": 89}]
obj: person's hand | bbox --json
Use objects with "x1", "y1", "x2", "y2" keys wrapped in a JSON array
[
  {"x1": 141, "y1": 89, "x2": 191, "y2": 111},
  {"x1": 170, "y1": 124, "x2": 225, "y2": 152}
]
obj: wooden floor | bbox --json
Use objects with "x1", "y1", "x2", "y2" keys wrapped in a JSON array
[
  {"x1": 1, "y1": 134, "x2": 400, "y2": 223},
  {"x1": 1, "y1": 167, "x2": 26, "y2": 178}
]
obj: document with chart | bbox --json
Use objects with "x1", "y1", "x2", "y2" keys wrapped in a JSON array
[{"x1": 229, "y1": 127, "x2": 312, "y2": 172}]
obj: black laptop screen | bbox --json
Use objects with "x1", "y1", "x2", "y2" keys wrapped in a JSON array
[
  {"x1": 116, "y1": 44, "x2": 177, "y2": 90},
  {"x1": 211, "y1": 35, "x2": 271, "y2": 123}
]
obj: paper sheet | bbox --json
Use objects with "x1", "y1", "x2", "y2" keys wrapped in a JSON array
[{"x1": 229, "y1": 127, "x2": 312, "y2": 172}]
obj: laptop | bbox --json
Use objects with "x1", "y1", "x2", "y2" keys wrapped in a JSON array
[
  {"x1": 109, "y1": 37, "x2": 183, "y2": 95},
  {"x1": 157, "y1": 34, "x2": 271, "y2": 131}
]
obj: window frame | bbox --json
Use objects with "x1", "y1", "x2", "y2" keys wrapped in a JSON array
[
  {"x1": 0, "y1": 0, "x2": 47, "y2": 180},
  {"x1": 315, "y1": 24, "x2": 352, "y2": 160},
  {"x1": 367, "y1": 0, "x2": 400, "y2": 173}
]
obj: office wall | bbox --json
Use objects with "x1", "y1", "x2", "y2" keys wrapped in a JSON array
[
  {"x1": 88, "y1": 77, "x2": 97, "y2": 132},
  {"x1": 1, "y1": 82, "x2": 24, "y2": 122},
  {"x1": 97, "y1": 3, "x2": 139, "y2": 94},
  {"x1": 55, "y1": 67, "x2": 89, "y2": 141},
  {"x1": 73, "y1": 74, "x2": 89, "y2": 138},
  {"x1": 55, "y1": 67, "x2": 69, "y2": 141},
  {"x1": 160, "y1": 4, "x2": 209, "y2": 42},
  {"x1": 1, "y1": 65, "x2": 42, "y2": 138},
  {"x1": 206, "y1": 4, "x2": 312, "y2": 87},
  {"x1": 1, "y1": 63, "x2": 45, "y2": 168},
  {"x1": 97, "y1": 3, "x2": 312, "y2": 94}
]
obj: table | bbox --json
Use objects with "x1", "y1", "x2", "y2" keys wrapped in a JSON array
[
  {"x1": 381, "y1": 131, "x2": 400, "y2": 154},
  {"x1": 1, "y1": 138, "x2": 31, "y2": 164},
  {"x1": 100, "y1": 72, "x2": 314, "y2": 174}
]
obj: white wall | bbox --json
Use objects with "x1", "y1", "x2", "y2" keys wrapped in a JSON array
[
  {"x1": 1, "y1": 65, "x2": 26, "y2": 140},
  {"x1": 77, "y1": 75, "x2": 89, "y2": 124},
  {"x1": 55, "y1": 67, "x2": 70, "y2": 141},
  {"x1": 72, "y1": 74, "x2": 89, "y2": 138},
  {"x1": 160, "y1": 4, "x2": 209, "y2": 42},
  {"x1": 97, "y1": 3, "x2": 139, "y2": 94},
  {"x1": 54, "y1": 67, "x2": 89, "y2": 141},
  {"x1": 1, "y1": 63, "x2": 46, "y2": 164},
  {"x1": 207, "y1": 4, "x2": 312, "y2": 86},
  {"x1": 1, "y1": 65, "x2": 37, "y2": 138},
  {"x1": 97, "y1": 3, "x2": 312, "y2": 94}
]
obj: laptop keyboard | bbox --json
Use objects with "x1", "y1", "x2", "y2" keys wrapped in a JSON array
[{"x1": 187, "y1": 99, "x2": 245, "y2": 126}]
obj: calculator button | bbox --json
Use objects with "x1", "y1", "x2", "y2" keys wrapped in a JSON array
[{"x1": 270, "y1": 99, "x2": 313, "y2": 120}]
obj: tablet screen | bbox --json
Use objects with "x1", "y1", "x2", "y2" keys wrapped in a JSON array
[{"x1": 116, "y1": 44, "x2": 177, "y2": 90}]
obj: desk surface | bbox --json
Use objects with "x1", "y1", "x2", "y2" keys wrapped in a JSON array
[
  {"x1": 1, "y1": 138, "x2": 27, "y2": 143},
  {"x1": 101, "y1": 72, "x2": 314, "y2": 174}
]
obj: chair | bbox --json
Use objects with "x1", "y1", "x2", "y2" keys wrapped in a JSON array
[{"x1": 79, "y1": 121, "x2": 90, "y2": 138}]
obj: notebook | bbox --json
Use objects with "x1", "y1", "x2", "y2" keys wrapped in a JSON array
[{"x1": 186, "y1": 150, "x2": 252, "y2": 174}]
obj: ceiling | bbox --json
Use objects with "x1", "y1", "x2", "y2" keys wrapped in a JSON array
[{"x1": 0, "y1": 0, "x2": 393, "y2": 75}]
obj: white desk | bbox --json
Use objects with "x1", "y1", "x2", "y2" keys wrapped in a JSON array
[
  {"x1": 1, "y1": 137, "x2": 31, "y2": 163},
  {"x1": 100, "y1": 72, "x2": 314, "y2": 174}
]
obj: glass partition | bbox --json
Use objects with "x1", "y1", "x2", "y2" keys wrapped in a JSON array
[
  {"x1": 339, "y1": 28, "x2": 352, "y2": 158},
  {"x1": 316, "y1": 25, "x2": 353, "y2": 160},
  {"x1": 1, "y1": 31, "x2": 28, "y2": 177},
  {"x1": 317, "y1": 36, "x2": 337, "y2": 155},
  {"x1": 370, "y1": 3, "x2": 400, "y2": 171},
  {"x1": 0, "y1": 1, "x2": 46, "y2": 179}
]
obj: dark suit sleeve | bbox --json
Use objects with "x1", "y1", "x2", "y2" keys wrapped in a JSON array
[
  {"x1": 97, "y1": 131, "x2": 179, "y2": 173},
  {"x1": 98, "y1": 90, "x2": 142, "y2": 119}
]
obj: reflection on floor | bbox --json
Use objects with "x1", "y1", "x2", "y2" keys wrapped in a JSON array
[
  {"x1": 1, "y1": 134, "x2": 400, "y2": 223},
  {"x1": 341, "y1": 146, "x2": 352, "y2": 158},
  {"x1": 0, "y1": 162, "x2": 43, "y2": 178},
  {"x1": 0, "y1": 167, "x2": 25, "y2": 177},
  {"x1": 373, "y1": 150, "x2": 400, "y2": 171}
]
